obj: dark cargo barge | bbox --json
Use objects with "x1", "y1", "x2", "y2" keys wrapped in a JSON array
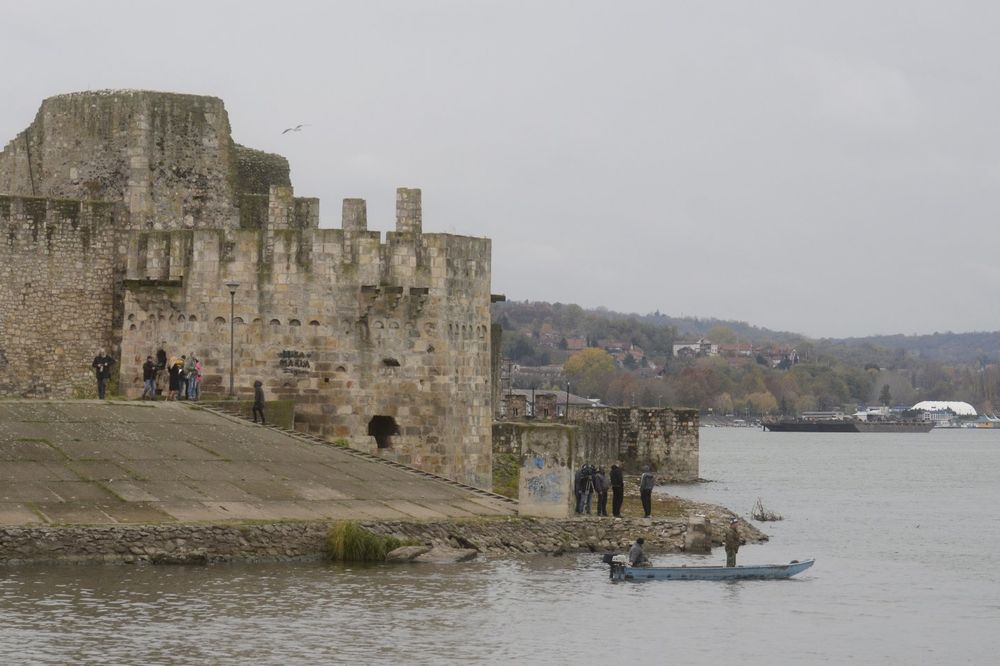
[{"x1": 762, "y1": 419, "x2": 935, "y2": 433}]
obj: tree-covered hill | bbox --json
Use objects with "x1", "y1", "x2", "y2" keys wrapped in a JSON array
[{"x1": 491, "y1": 300, "x2": 1000, "y2": 415}]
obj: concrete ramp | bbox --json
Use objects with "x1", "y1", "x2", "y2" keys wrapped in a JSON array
[{"x1": 0, "y1": 401, "x2": 516, "y2": 526}]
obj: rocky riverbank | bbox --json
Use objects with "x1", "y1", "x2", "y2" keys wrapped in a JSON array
[{"x1": 0, "y1": 496, "x2": 765, "y2": 565}]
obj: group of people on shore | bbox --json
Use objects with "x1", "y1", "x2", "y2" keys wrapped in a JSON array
[
  {"x1": 574, "y1": 463, "x2": 656, "y2": 518},
  {"x1": 140, "y1": 349, "x2": 203, "y2": 401}
]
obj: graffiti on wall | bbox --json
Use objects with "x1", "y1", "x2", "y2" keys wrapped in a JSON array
[
  {"x1": 525, "y1": 471, "x2": 563, "y2": 502},
  {"x1": 278, "y1": 350, "x2": 312, "y2": 375}
]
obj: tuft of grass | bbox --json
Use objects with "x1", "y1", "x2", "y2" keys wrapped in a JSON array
[{"x1": 325, "y1": 521, "x2": 405, "y2": 562}]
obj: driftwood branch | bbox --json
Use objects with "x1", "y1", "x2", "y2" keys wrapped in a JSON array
[{"x1": 752, "y1": 497, "x2": 783, "y2": 522}]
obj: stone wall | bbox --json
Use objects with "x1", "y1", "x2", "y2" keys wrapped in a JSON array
[
  {"x1": 0, "y1": 91, "x2": 244, "y2": 230},
  {"x1": 568, "y1": 407, "x2": 700, "y2": 481},
  {"x1": 496, "y1": 407, "x2": 699, "y2": 488},
  {"x1": 0, "y1": 195, "x2": 125, "y2": 397},
  {"x1": 118, "y1": 188, "x2": 494, "y2": 488},
  {"x1": 493, "y1": 408, "x2": 699, "y2": 512},
  {"x1": 494, "y1": 422, "x2": 576, "y2": 517}
]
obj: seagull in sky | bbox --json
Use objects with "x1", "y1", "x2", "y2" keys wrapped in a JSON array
[{"x1": 282, "y1": 124, "x2": 309, "y2": 134}]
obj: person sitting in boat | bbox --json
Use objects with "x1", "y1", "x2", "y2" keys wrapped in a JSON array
[
  {"x1": 724, "y1": 518, "x2": 745, "y2": 567},
  {"x1": 628, "y1": 537, "x2": 649, "y2": 567}
]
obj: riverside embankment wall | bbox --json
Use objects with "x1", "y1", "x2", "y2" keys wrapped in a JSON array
[{"x1": 0, "y1": 514, "x2": 763, "y2": 565}]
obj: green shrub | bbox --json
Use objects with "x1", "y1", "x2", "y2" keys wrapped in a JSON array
[{"x1": 326, "y1": 521, "x2": 404, "y2": 562}]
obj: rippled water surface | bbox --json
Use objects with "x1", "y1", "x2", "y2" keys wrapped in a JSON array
[{"x1": 3, "y1": 428, "x2": 1000, "y2": 664}]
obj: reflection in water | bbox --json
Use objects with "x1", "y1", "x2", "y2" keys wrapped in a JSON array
[{"x1": 3, "y1": 429, "x2": 1000, "y2": 664}]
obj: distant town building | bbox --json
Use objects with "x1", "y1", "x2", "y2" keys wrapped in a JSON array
[
  {"x1": 718, "y1": 343, "x2": 753, "y2": 357},
  {"x1": 672, "y1": 338, "x2": 719, "y2": 358}
]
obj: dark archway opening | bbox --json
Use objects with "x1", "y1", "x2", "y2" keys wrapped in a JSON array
[{"x1": 368, "y1": 415, "x2": 400, "y2": 449}]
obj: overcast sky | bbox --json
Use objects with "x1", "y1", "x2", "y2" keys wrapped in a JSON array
[{"x1": 3, "y1": 1, "x2": 998, "y2": 338}]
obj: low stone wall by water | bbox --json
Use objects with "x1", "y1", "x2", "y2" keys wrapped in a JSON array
[{"x1": 0, "y1": 511, "x2": 766, "y2": 565}]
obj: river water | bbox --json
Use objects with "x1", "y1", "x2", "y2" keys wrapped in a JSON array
[{"x1": 2, "y1": 427, "x2": 1000, "y2": 664}]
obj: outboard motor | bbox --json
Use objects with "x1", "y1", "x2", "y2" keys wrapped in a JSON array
[{"x1": 604, "y1": 553, "x2": 628, "y2": 580}]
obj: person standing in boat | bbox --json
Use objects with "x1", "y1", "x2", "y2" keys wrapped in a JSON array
[
  {"x1": 609, "y1": 463, "x2": 624, "y2": 517},
  {"x1": 724, "y1": 518, "x2": 745, "y2": 567},
  {"x1": 628, "y1": 537, "x2": 648, "y2": 567},
  {"x1": 639, "y1": 465, "x2": 655, "y2": 518}
]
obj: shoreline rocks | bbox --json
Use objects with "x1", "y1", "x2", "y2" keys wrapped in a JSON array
[{"x1": 0, "y1": 496, "x2": 766, "y2": 566}]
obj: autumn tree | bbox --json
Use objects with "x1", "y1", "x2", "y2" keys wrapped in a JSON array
[
  {"x1": 745, "y1": 391, "x2": 779, "y2": 416},
  {"x1": 563, "y1": 348, "x2": 617, "y2": 399}
]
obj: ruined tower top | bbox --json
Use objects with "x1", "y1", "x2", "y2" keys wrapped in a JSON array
[{"x1": 0, "y1": 90, "x2": 293, "y2": 230}]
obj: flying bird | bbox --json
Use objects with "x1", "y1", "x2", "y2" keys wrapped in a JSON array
[{"x1": 282, "y1": 124, "x2": 309, "y2": 134}]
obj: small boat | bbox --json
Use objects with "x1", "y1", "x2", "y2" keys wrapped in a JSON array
[{"x1": 604, "y1": 555, "x2": 814, "y2": 581}]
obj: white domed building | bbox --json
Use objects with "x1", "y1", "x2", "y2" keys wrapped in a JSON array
[{"x1": 911, "y1": 401, "x2": 977, "y2": 428}]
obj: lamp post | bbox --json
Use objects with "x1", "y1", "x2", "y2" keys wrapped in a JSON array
[
  {"x1": 226, "y1": 281, "x2": 240, "y2": 398},
  {"x1": 565, "y1": 382, "x2": 570, "y2": 419}
]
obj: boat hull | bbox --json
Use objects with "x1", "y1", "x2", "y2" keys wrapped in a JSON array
[
  {"x1": 762, "y1": 421, "x2": 933, "y2": 433},
  {"x1": 612, "y1": 559, "x2": 815, "y2": 581}
]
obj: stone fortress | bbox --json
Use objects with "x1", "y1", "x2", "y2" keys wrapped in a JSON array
[
  {"x1": 0, "y1": 90, "x2": 698, "y2": 506},
  {"x1": 0, "y1": 90, "x2": 493, "y2": 488}
]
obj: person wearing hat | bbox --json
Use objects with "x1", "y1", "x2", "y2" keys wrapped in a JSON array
[
  {"x1": 724, "y1": 518, "x2": 745, "y2": 567},
  {"x1": 628, "y1": 537, "x2": 648, "y2": 567}
]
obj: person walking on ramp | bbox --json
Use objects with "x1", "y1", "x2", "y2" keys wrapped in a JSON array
[{"x1": 252, "y1": 380, "x2": 266, "y2": 424}]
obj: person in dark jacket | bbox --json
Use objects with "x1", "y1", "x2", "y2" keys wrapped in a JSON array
[
  {"x1": 252, "y1": 380, "x2": 266, "y2": 424},
  {"x1": 155, "y1": 346, "x2": 168, "y2": 398},
  {"x1": 141, "y1": 356, "x2": 157, "y2": 400},
  {"x1": 593, "y1": 468, "x2": 609, "y2": 516},
  {"x1": 167, "y1": 357, "x2": 183, "y2": 401},
  {"x1": 639, "y1": 465, "x2": 655, "y2": 518},
  {"x1": 725, "y1": 518, "x2": 745, "y2": 567},
  {"x1": 610, "y1": 464, "x2": 625, "y2": 517},
  {"x1": 92, "y1": 349, "x2": 114, "y2": 399}
]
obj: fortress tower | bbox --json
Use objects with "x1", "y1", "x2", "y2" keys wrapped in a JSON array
[{"x1": 0, "y1": 91, "x2": 493, "y2": 488}]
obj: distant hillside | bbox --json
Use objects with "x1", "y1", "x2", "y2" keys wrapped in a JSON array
[
  {"x1": 827, "y1": 331, "x2": 1000, "y2": 364},
  {"x1": 493, "y1": 300, "x2": 1000, "y2": 366},
  {"x1": 491, "y1": 300, "x2": 1000, "y2": 414}
]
